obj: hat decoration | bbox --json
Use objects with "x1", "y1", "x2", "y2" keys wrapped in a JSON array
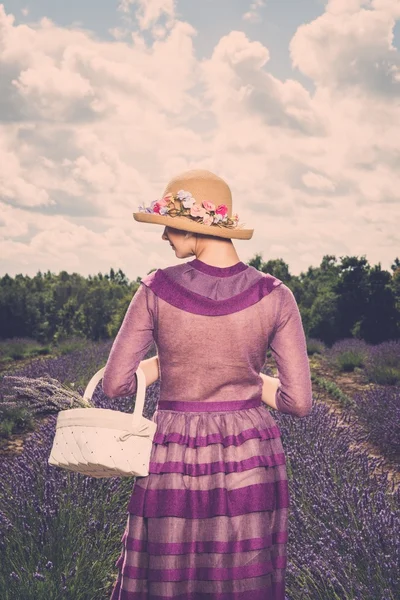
[
  {"x1": 133, "y1": 168, "x2": 254, "y2": 240},
  {"x1": 138, "y1": 189, "x2": 246, "y2": 231}
]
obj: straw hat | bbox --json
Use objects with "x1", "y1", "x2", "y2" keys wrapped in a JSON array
[{"x1": 133, "y1": 169, "x2": 254, "y2": 240}]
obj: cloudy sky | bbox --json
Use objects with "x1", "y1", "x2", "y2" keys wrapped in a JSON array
[{"x1": 0, "y1": 0, "x2": 399, "y2": 279}]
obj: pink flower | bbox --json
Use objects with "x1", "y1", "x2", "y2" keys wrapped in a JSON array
[
  {"x1": 202, "y1": 201, "x2": 216, "y2": 212},
  {"x1": 215, "y1": 204, "x2": 228, "y2": 217},
  {"x1": 202, "y1": 213, "x2": 214, "y2": 226},
  {"x1": 190, "y1": 204, "x2": 207, "y2": 218},
  {"x1": 139, "y1": 195, "x2": 242, "y2": 229},
  {"x1": 158, "y1": 193, "x2": 173, "y2": 207}
]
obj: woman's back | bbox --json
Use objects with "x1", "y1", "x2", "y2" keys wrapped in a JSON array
[
  {"x1": 104, "y1": 255, "x2": 313, "y2": 600},
  {"x1": 103, "y1": 257, "x2": 313, "y2": 417}
]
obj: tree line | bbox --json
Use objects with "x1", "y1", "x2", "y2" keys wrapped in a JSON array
[{"x1": 1, "y1": 255, "x2": 399, "y2": 347}]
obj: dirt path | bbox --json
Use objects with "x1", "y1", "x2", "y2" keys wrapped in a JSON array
[{"x1": 309, "y1": 354, "x2": 399, "y2": 493}]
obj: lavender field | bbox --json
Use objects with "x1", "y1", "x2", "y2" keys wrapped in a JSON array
[{"x1": 0, "y1": 338, "x2": 399, "y2": 600}]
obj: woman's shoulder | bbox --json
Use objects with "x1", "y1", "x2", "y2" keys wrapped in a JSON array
[
  {"x1": 137, "y1": 262, "x2": 285, "y2": 316},
  {"x1": 139, "y1": 262, "x2": 283, "y2": 294}
]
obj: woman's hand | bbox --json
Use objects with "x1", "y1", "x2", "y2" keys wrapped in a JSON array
[
  {"x1": 138, "y1": 355, "x2": 160, "y2": 387},
  {"x1": 260, "y1": 373, "x2": 281, "y2": 410}
]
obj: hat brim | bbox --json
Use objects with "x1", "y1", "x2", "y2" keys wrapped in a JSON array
[{"x1": 133, "y1": 212, "x2": 254, "y2": 240}]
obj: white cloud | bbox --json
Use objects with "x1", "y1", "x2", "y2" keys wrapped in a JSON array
[
  {"x1": 109, "y1": 26, "x2": 129, "y2": 40},
  {"x1": 326, "y1": 0, "x2": 370, "y2": 15},
  {"x1": 290, "y1": 0, "x2": 400, "y2": 94},
  {"x1": 118, "y1": 0, "x2": 133, "y2": 12},
  {"x1": 0, "y1": 129, "x2": 51, "y2": 207},
  {"x1": 0, "y1": 1, "x2": 399, "y2": 277},
  {"x1": 302, "y1": 172, "x2": 336, "y2": 192},
  {"x1": 0, "y1": 202, "x2": 30, "y2": 238},
  {"x1": 118, "y1": 0, "x2": 176, "y2": 30},
  {"x1": 370, "y1": 0, "x2": 400, "y2": 18},
  {"x1": 202, "y1": 31, "x2": 323, "y2": 135},
  {"x1": 243, "y1": 1, "x2": 266, "y2": 24}
]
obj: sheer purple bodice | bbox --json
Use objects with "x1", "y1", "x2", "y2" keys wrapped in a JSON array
[{"x1": 102, "y1": 258, "x2": 313, "y2": 418}]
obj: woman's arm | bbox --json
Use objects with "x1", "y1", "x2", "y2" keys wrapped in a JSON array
[
  {"x1": 139, "y1": 355, "x2": 160, "y2": 387},
  {"x1": 259, "y1": 373, "x2": 281, "y2": 410},
  {"x1": 102, "y1": 284, "x2": 157, "y2": 398},
  {"x1": 268, "y1": 285, "x2": 313, "y2": 417}
]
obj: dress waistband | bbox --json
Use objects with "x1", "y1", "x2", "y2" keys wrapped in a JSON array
[{"x1": 156, "y1": 397, "x2": 263, "y2": 412}]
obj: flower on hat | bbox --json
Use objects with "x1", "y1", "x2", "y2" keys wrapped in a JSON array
[
  {"x1": 137, "y1": 189, "x2": 245, "y2": 230},
  {"x1": 190, "y1": 204, "x2": 207, "y2": 218},
  {"x1": 216, "y1": 205, "x2": 228, "y2": 217},
  {"x1": 138, "y1": 204, "x2": 155, "y2": 214},
  {"x1": 202, "y1": 213, "x2": 214, "y2": 226},
  {"x1": 176, "y1": 189, "x2": 192, "y2": 201},
  {"x1": 159, "y1": 193, "x2": 173, "y2": 206},
  {"x1": 182, "y1": 196, "x2": 196, "y2": 209},
  {"x1": 153, "y1": 193, "x2": 173, "y2": 215},
  {"x1": 202, "y1": 201, "x2": 216, "y2": 212}
]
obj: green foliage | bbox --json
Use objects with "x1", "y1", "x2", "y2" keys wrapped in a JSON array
[
  {"x1": 311, "y1": 373, "x2": 355, "y2": 409},
  {"x1": 1, "y1": 257, "x2": 400, "y2": 350},
  {"x1": 0, "y1": 268, "x2": 137, "y2": 350},
  {"x1": 0, "y1": 338, "x2": 52, "y2": 365},
  {"x1": 368, "y1": 365, "x2": 400, "y2": 386},
  {"x1": 335, "y1": 350, "x2": 366, "y2": 372},
  {"x1": 52, "y1": 336, "x2": 88, "y2": 356},
  {"x1": 364, "y1": 352, "x2": 400, "y2": 385},
  {"x1": 0, "y1": 405, "x2": 35, "y2": 439},
  {"x1": 306, "y1": 338, "x2": 326, "y2": 356}
]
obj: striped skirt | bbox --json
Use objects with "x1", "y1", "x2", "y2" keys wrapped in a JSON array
[{"x1": 110, "y1": 397, "x2": 289, "y2": 600}]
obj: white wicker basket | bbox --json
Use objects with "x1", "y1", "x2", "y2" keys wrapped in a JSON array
[{"x1": 48, "y1": 366, "x2": 157, "y2": 478}]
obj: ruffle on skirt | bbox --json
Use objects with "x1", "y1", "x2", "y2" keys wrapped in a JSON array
[{"x1": 110, "y1": 402, "x2": 289, "y2": 600}]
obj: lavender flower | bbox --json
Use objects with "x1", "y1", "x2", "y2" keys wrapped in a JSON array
[
  {"x1": 0, "y1": 343, "x2": 398, "y2": 598},
  {"x1": 176, "y1": 189, "x2": 193, "y2": 202}
]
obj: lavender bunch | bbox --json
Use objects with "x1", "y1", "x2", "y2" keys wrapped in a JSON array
[{"x1": 0, "y1": 374, "x2": 94, "y2": 416}]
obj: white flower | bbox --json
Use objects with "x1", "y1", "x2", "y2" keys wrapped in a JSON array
[
  {"x1": 182, "y1": 196, "x2": 196, "y2": 209},
  {"x1": 176, "y1": 189, "x2": 192, "y2": 202}
]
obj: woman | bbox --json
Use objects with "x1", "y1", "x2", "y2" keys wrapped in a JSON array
[{"x1": 103, "y1": 169, "x2": 313, "y2": 599}]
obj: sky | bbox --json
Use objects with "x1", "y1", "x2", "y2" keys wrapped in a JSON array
[{"x1": 0, "y1": 0, "x2": 399, "y2": 279}]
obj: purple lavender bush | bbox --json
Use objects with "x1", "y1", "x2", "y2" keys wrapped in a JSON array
[
  {"x1": 325, "y1": 338, "x2": 370, "y2": 373},
  {"x1": 0, "y1": 343, "x2": 160, "y2": 600},
  {"x1": 278, "y1": 401, "x2": 399, "y2": 599},
  {"x1": 0, "y1": 340, "x2": 116, "y2": 440},
  {"x1": 363, "y1": 340, "x2": 400, "y2": 386},
  {"x1": 0, "y1": 414, "x2": 134, "y2": 599},
  {"x1": 306, "y1": 338, "x2": 327, "y2": 356},
  {"x1": 0, "y1": 346, "x2": 398, "y2": 599},
  {"x1": 347, "y1": 385, "x2": 400, "y2": 463},
  {"x1": 0, "y1": 339, "x2": 115, "y2": 391}
]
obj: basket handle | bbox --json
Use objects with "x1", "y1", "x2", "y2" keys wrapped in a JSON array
[{"x1": 83, "y1": 366, "x2": 147, "y2": 431}]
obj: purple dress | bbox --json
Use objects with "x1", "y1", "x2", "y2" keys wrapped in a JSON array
[{"x1": 103, "y1": 258, "x2": 313, "y2": 600}]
